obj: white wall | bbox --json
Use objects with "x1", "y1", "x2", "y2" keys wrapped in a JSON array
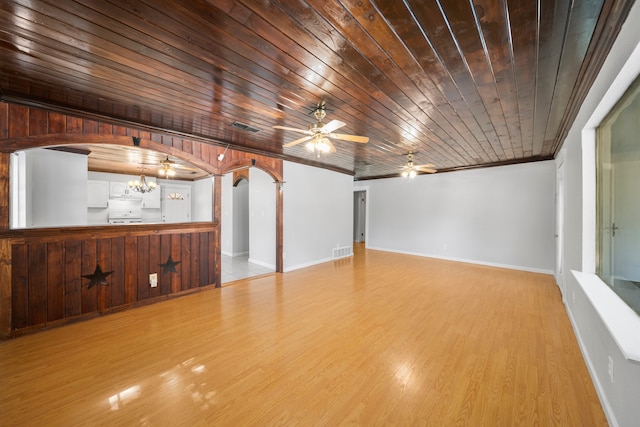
[
  {"x1": 363, "y1": 161, "x2": 556, "y2": 273},
  {"x1": 232, "y1": 179, "x2": 249, "y2": 256},
  {"x1": 221, "y1": 173, "x2": 233, "y2": 256},
  {"x1": 27, "y1": 148, "x2": 88, "y2": 227},
  {"x1": 283, "y1": 161, "x2": 353, "y2": 271},
  {"x1": 249, "y1": 168, "x2": 276, "y2": 269},
  {"x1": 192, "y1": 176, "x2": 213, "y2": 222},
  {"x1": 10, "y1": 152, "x2": 26, "y2": 228},
  {"x1": 560, "y1": 2, "x2": 640, "y2": 426}
]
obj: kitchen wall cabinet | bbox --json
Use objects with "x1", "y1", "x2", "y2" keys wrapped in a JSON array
[
  {"x1": 142, "y1": 185, "x2": 161, "y2": 209},
  {"x1": 109, "y1": 181, "x2": 141, "y2": 199},
  {"x1": 87, "y1": 180, "x2": 109, "y2": 208}
]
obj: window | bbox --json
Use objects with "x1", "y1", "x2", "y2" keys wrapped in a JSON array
[{"x1": 596, "y1": 74, "x2": 640, "y2": 315}]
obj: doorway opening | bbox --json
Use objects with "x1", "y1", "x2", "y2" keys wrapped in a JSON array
[
  {"x1": 354, "y1": 190, "x2": 367, "y2": 244},
  {"x1": 221, "y1": 169, "x2": 275, "y2": 284}
]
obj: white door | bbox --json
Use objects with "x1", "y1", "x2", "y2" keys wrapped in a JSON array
[{"x1": 161, "y1": 185, "x2": 191, "y2": 223}]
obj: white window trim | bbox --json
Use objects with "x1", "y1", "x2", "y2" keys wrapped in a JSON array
[{"x1": 575, "y1": 39, "x2": 640, "y2": 363}]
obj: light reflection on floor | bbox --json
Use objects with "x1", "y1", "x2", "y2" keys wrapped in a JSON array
[
  {"x1": 108, "y1": 385, "x2": 141, "y2": 411},
  {"x1": 102, "y1": 256, "x2": 274, "y2": 418},
  {"x1": 221, "y1": 254, "x2": 274, "y2": 284},
  {"x1": 105, "y1": 357, "x2": 218, "y2": 417}
]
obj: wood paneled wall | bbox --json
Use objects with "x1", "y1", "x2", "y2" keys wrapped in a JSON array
[
  {"x1": 0, "y1": 103, "x2": 283, "y2": 183},
  {"x1": 7, "y1": 224, "x2": 217, "y2": 336}
]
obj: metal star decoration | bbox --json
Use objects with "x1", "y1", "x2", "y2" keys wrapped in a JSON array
[
  {"x1": 82, "y1": 264, "x2": 114, "y2": 289},
  {"x1": 160, "y1": 255, "x2": 181, "y2": 275}
]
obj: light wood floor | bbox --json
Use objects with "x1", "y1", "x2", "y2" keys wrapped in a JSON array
[{"x1": 0, "y1": 245, "x2": 607, "y2": 426}]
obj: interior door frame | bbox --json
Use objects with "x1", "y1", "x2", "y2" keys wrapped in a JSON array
[
  {"x1": 353, "y1": 185, "x2": 370, "y2": 247},
  {"x1": 353, "y1": 190, "x2": 366, "y2": 243}
]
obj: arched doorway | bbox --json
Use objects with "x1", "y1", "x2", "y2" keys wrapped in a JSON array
[{"x1": 220, "y1": 168, "x2": 275, "y2": 283}]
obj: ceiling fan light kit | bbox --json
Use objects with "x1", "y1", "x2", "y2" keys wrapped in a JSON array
[
  {"x1": 158, "y1": 165, "x2": 176, "y2": 177},
  {"x1": 274, "y1": 102, "x2": 369, "y2": 156},
  {"x1": 401, "y1": 169, "x2": 417, "y2": 179},
  {"x1": 400, "y1": 153, "x2": 436, "y2": 178},
  {"x1": 158, "y1": 156, "x2": 177, "y2": 177},
  {"x1": 306, "y1": 139, "x2": 332, "y2": 154}
]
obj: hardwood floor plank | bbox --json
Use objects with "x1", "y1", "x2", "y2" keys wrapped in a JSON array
[{"x1": 0, "y1": 246, "x2": 607, "y2": 425}]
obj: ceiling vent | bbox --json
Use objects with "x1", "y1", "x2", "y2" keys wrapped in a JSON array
[{"x1": 231, "y1": 121, "x2": 261, "y2": 133}]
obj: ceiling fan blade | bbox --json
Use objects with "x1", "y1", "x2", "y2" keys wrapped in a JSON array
[
  {"x1": 273, "y1": 125, "x2": 313, "y2": 135},
  {"x1": 283, "y1": 135, "x2": 313, "y2": 148},
  {"x1": 330, "y1": 133, "x2": 369, "y2": 143},
  {"x1": 321, "y1": 119, "x2": 346, "y2": 133},
  {"x1": 415, "y1": 163, "x2": 435, "y2": 169},
  {"x1": 415, "y1": 166, "x2": 437, "y2": 173}
]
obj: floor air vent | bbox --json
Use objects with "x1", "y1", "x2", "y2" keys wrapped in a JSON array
[
  {"x1": 333, "y1": 246, "x2": 352, "y2": 259},
  {"x1": 231, "y1": 121, "x2": 261, "y2": 133}
]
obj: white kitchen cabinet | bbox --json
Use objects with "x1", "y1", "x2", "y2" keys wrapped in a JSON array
[
  {"x1": 142, "y1": 185, "x2": 161, "y2": 209},
  {"x1": 87, "y1": 180, "x2": 109, "y2": 208},
  {"x1": 109, "y1": 181, "x2": 142, "y2": 199}
]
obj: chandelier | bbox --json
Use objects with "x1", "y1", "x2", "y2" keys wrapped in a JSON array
[{"x1": 128, "y1": 171, "x2": 157, "y2": 193}]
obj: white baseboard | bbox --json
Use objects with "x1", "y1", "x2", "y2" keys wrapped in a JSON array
[
  {"x1": 222, "y1": 250, "x2": 249, "y2": 258},
  {"x1": 365, "y1": 246, "x2": 554, "y2": 275},
  {"x1": 283, "y1": 255, "x2": 353, "y2": 273},
  {"x1": 247, "y1": 258, "x2": 275, "y2": 270}
]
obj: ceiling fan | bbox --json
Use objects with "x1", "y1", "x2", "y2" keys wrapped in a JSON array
[
  {"x1": 273, "y1": 101, "x2": 369, "y2": 156},
  {"x1": 400, "y1": 153, "x2": 436, "y2": 178},
  {"x1": 140, "y1": 156, "x2": 199, "y2": 178},
  {"x1": 158, "y1": 156, "x2": 177, "y2": 177}
]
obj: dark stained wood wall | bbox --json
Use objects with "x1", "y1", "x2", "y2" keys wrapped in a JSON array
[
  {"x1": 0, "y1": 103, "x2": 284, "y2": 338},
  {"x1": 8, "y1": 225, "x2": 217, "y2": 335},
  {"x1": 0, "y1": 103, "x2": 284, "y2": 183}
]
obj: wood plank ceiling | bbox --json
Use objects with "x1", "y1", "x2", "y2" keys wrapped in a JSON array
[{"x1": 0, "y1": 0, "x2": 635, "y2": 179}]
